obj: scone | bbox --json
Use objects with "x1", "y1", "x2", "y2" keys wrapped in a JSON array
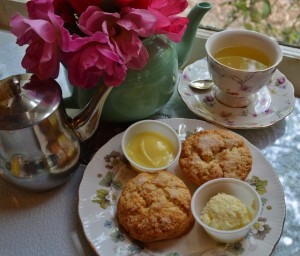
[
  {"x1": 179, "y1": 129, "x2": 252, "y2": 186},
  {"x1": 117, "y1": 171, "x2": 194, "y2": 243}
]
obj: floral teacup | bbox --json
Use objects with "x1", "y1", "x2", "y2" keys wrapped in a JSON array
[{"x1": 205, "y1": 29, "x2": 282, "y2": 108}]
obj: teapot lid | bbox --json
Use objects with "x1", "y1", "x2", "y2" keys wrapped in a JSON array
[{"x1": 0, "y1": 73, "x2": 62, "y2": 130}]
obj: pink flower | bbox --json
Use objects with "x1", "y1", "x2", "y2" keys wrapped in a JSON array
[
  {"x1": 9, "y1": 0, "x2": 189, "y2": 88},
  {"x1": 277, "y1": 77, "x2": 286, "y2": 84},
  {"x1": 10, "y1": 0, "x2": 70, "y2": 80},
  {"x1": 116, "y1": 0, "x2": 189, "y2": 42},
  {"x1": 153, "y1": 13, "x2": 189, "y2": 42},
  {"x1": 53, "y1": 0, "x2": 77, "y2": 26},
  {"x1": 61, "y1": 32, "x2": 127, "y2": 88},
  {"x1": 115, "y1": 0, "x2": 150, "y2": 9},
  {"x1": 148, "y1": 0, "x2": 189, "y2": 42},
  {"x1": 118, "y1": 7, "x2": 156, "y2": 37},
  {"x1": 79, "y1": 6, "x2": 156, "y2": 69},
  {"x1": 68, "y1": 0, "x2": 102, "y2": 14}
]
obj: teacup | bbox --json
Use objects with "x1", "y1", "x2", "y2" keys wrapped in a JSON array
[{"x1": 205, "y1": 29, "x2": 283, "y2": 108}]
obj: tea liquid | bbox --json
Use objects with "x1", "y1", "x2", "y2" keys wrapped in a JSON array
[{"x1": 214, "y1": 46, "x2": 270, "y2": 71}]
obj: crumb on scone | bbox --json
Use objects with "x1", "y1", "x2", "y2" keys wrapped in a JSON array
[
  {"x1": 117, "y1": 171, "x2": 194, "y2": 243},
  {"x1": 179, "y1": 129, "x2": 252, "y2": 186}
]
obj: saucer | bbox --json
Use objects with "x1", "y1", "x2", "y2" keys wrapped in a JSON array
[{"x1": 178, "y1": 58, "x2": 295, "y2": 129}]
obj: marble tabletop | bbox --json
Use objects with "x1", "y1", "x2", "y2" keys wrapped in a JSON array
[{"x1": 0, "y1": 30, "x2": 299, "y2": 256}]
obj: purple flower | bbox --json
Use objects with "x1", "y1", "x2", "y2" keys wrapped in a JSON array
[
  {"x1": 240, "y1": 84, "x2": 251, "y2": 92},
  {"x1": 183, "y1": 74, "x2": 189, "y2": 81},
  {"x1": 264, "y1": 108, "x2": 273, "y2": 114},
  {"x1": 226, "y1": 120, "x2": 234, "y2": 125},
  {"x1": 277, "y1": 77, "x2": 286, "y2": 84},
  {"x1": 206, "y1": 96, "x2": 214, "y2": 102}
]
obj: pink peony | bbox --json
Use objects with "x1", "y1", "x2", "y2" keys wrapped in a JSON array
[
  {"x1": 9, "y1": 0, "x2": 189, "y2": 88},
  {"x1": 79, "y1": 6, "x2": 156, "y2": 69},
  {"x1": 116, "y1": 0, "x2": 189, "y2": 42},
  {"x1": 10, "y1": 0, "x2": 71, "y2": 80},
  {"x1": 53, "y1": 0, "x2": 77, "y2": 26},
  {"x1": 61, "y1": 32, "x2": 127, "y2": 88},
  {"x1": 148, "y1": 0, "x2": 189, "y2": 42},
  {"x1": 115, "y1": 0, "x2": 149, "y2": 9},
  {"x1": 68, "y1": 0, "x2": 102, "y2": 14}
]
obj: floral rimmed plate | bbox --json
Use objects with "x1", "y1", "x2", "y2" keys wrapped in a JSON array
[
  {"x1": 78, "y1": 118, "x2": 285, "y2": 256},
  {"x1": 178, "y1": 59, "x2": 295, "y2": 129}
]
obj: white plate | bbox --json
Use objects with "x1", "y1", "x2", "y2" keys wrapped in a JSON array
[
  {"x1": 178, "y1": 59, "x2": 295, "y2": 129},
  {"x1": 78, "y1": 118, "x2": 285, "y2": 256}
]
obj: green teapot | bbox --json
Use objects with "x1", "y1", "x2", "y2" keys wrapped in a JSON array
[{"x1": 65, "y1": 2, "x2": 212, "y2": 123}]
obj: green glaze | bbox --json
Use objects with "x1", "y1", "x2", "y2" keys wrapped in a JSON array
[
  {"x1": 63, "y1": 3, "x2": 212, "y2": 123},
  {"x1": 175, "y1": 2, "x2": 213, "y2": 69},
  {"x1": 101, "y1": 35, "x2": 178, "y2": 122}
]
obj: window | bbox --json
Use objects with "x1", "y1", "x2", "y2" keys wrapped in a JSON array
[
  {"x1": 186, "y1": 0, "x2": 300, "y2": 47},
  {"x1": 1, "y1": 0, "x2": 299, "y2": 96}
]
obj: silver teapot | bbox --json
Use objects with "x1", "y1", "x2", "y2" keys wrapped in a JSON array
[{"x1": 0, "y1": 74, "x2": 111, "y2": 191}]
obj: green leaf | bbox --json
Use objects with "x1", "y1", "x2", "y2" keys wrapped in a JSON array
[
  {"x1": 99, "y1": 171, "x2": 114, "y2": 187},
  {"x1": 244, "y1": 23, "x2": 254, "y2": 30},
  {"x1": 110, "y1": 229, "x2": 125, "y2": 243},
  {"x1": 261, "y1": 197, "x2": 268, "y2": 206},
  {"x1": 226, "y1": 242, "x2": 245, "y2": 254},
  {"x1": 250, "y1": 10, "x2": 260, "y2": 22},
  {"x1": 99, "y1": 171, "x2": 123, "y2": 190},
  {"x1": 248, "y1": 176, "x2": 268, "y2": 195},
  {"x1": 93, "y1": 189, "x2": 111, "y2": 209},
  {"x1": 112, "y1": 180, "x2": 123, "y2": 190},
  {"x1": 235, "y1": 1, "x2": 247, "y2": 11},
  {"x1": 112, "y1": 192, "x2": 118, "y2": 201},
  {"x1": 261, "y1": 1, "x2": 272, "y2": 18}
]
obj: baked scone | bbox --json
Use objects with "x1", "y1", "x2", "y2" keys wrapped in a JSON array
[
  {"x1": 117, "y1": 171, "x2": 194, "y2": 243},
  {"x1": 179, "y1": 129, "x2": 252, "y2": 186}
]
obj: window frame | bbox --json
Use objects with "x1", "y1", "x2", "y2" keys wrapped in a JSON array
[{"x1": 1, "y1": 0, "x2": 299, "y2": 97}]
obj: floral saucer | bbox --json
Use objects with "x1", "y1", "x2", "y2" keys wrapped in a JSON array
[{"x1": 178, "y1": 58, "x2": 295, "y2": 129}]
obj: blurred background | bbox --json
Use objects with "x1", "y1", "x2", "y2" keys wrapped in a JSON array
[{"x1": 185, "y1": 0, "x2": 300, "y2": 47}]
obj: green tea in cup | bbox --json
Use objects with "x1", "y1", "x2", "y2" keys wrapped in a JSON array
[
  {"x1": 213, "y1": 46, "x2": 270, "y2": 71},
  {"x1": 205, "y1": 29, "x2": 282, "y2": 108}
]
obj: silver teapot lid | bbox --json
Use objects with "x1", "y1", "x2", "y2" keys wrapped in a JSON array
[{"x1": 0, "y1": 73, "x2": 62, "y2": 130}]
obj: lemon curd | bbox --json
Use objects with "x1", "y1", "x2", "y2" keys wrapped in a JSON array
[
  {"x1": 125, "y1": 132, "x2": 176, "y2": 168},
  {"x1": 214, "y1": 46, "x2": 270, "y2": 71}
]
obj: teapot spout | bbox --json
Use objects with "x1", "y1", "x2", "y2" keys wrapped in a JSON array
[
  {"x1": 71, "y1": 84, "x2": 112, "y2": 142},
  {"x1": 175, "y1": 2, "x2": 212, "y2": 69}
]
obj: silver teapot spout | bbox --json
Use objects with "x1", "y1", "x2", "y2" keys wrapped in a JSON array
[
  {"x1": 70, "y1": 85, "x2": 112, "y2": 142},
  {"x1": 0, "y1": 73, "x2": 110, "y2": 191}
]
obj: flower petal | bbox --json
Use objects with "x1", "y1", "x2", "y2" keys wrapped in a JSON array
[
  {"x1": 62, "y1": 34, "x2": 127, "y2": 87},
  {"x1": 118, "y1": 8, "x2": 156, "y2": 37}
]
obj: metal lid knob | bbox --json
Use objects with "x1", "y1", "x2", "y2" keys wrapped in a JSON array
[{"x1": 0, "y1": 73, "x2": 62, "y2": 130}]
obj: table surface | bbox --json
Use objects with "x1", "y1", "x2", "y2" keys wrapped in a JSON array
[{"x1": 1, "y1": 31, "x2": 300, "y2": 256}]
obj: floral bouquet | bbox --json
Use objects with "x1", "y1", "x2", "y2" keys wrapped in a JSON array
[{"x1": 10, "y1": 0, "x2": 189, "y2": 89}]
